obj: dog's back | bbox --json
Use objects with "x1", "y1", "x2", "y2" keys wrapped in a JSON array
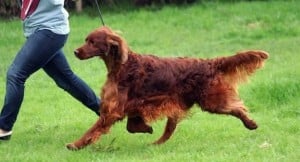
[{"x1": 118, "y1": 50, "x2": 268, "y2": 114}]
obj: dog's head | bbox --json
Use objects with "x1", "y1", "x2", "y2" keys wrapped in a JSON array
[{"x1": 74, "y1": 26, "x2": 128, "y2": 64}]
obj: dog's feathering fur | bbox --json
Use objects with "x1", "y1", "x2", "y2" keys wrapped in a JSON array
[{"x1": 66, "y1": 26, "x2": 268, "y2": 150}]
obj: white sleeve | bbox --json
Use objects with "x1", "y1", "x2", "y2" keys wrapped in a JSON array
[{"x1": 49, "y1": 0, "x2": 64, "y2": 5}]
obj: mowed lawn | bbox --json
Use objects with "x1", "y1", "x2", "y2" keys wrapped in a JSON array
[{"x1": 0, "y1": 1, "x2": 299, "y2": 161}]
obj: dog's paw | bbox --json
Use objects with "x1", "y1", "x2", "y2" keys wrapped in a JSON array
[
  {"x1": 147, "y1": 126, "x2": 153, "y2": 134},
  {"x1": 127, "y1": 123, "x2": 154, "y2": 134},
  {"x1": 66, "y1": 143, "x2": 79, "y2": 151},
  {"x1": 245, "y1": 120, "x2": 258, "y2": 130}
]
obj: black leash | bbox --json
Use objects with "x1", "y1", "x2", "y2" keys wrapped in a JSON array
[
  {"x1": 95, "y1": 0, "x2": 105, "y2": 26},
  {"x1": 17, "y1": 0, "x2": 22, "y2": 8}
]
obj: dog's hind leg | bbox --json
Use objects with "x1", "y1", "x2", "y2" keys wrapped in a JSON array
[
  {"x1": 199, "y1": 82, "x2": 258, "y2": 130},
  {"x1": 224, "y1": 100, "x2": 258, "y2": 130},
  {"x1": 152, "y1": 117, "x2": 177, "y2": 145},
  {"x1": 127, "y1": 116, "x2": 153, "y2": 134},
  {"x1": 203, "y1": 99, "x2": 258, "y2": 130}
]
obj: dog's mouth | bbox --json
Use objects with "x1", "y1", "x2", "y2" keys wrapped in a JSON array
[
  {"x1": 74, "y1": 50, "x2": 106, "y2": 60},
  {"x1": 74, "y1": 50, "x2": 88, "y2": 60}
]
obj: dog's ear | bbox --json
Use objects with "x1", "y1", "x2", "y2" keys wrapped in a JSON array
[{"x1": 106, "y1": 34, "x2": 128, "y2": 64}]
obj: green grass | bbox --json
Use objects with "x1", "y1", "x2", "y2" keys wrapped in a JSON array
[{"x1": 0, "y1": 1, "x2": 300, "y2": 161}]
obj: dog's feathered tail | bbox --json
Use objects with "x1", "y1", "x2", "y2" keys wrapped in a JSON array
[{"x1": 215, "y1": 50, "x2": 269, "y2": 85}]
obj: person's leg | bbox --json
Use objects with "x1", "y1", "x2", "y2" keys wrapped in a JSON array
[
  {"x1": 42, "y1": 50, "x2": 100, "y2": 115},
  {"x1": 0, "y1": 30, "x2": 67, "y2": 134}
]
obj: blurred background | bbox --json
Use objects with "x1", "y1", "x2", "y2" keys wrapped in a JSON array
[{"x1": 1, "y1": 0, "x2": 260, "y2": 18}]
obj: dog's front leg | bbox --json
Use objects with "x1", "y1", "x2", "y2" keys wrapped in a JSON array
[
  {"x1": 66, "y1": 117, "x2": 106, "y2": 150},
  {"x1": 127, "y1": 116, "x2": 153, "y2": 134},
  {"x1": 66, "y1": 113, "x2": 122, "y2": 150}
]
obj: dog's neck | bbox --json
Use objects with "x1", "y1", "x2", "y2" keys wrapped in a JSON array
[
  {"x1": 103, "y1": 57, "x2": 120, "y2": 74},
  {"x1": 102, "y1": 50, "x2": 132, "y2": 77}
]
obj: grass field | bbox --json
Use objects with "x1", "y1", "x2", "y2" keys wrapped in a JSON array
[{"x1": 0, "y1": 1, "x2": 299, "y2": 161}]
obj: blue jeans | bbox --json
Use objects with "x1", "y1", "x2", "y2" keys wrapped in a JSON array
[{"x1": 0, "y1": 30, "x2": 100, "y2": 131}]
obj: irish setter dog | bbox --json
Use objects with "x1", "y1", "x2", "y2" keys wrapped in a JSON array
[{"x1": 66, "y1": 26, "x2": 268, "y2": 150}]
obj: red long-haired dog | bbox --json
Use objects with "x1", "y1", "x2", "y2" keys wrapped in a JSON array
[{"x1": 66, "y1": 26, "x2": 268, "y2": 150}]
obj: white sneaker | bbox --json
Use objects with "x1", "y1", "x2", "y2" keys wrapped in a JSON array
[{"x1": 0, "y1": 128, "x2": 12, "y2": 140}]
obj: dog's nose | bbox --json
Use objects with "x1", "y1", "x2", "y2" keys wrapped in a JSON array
[{"x1": 74, "y1": 50, "x2": 79, "y2": 56}]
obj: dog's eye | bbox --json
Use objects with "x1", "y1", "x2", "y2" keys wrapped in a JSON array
[{"x1": 90, "y1": 40, "x2": 94, "y2": 44}]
